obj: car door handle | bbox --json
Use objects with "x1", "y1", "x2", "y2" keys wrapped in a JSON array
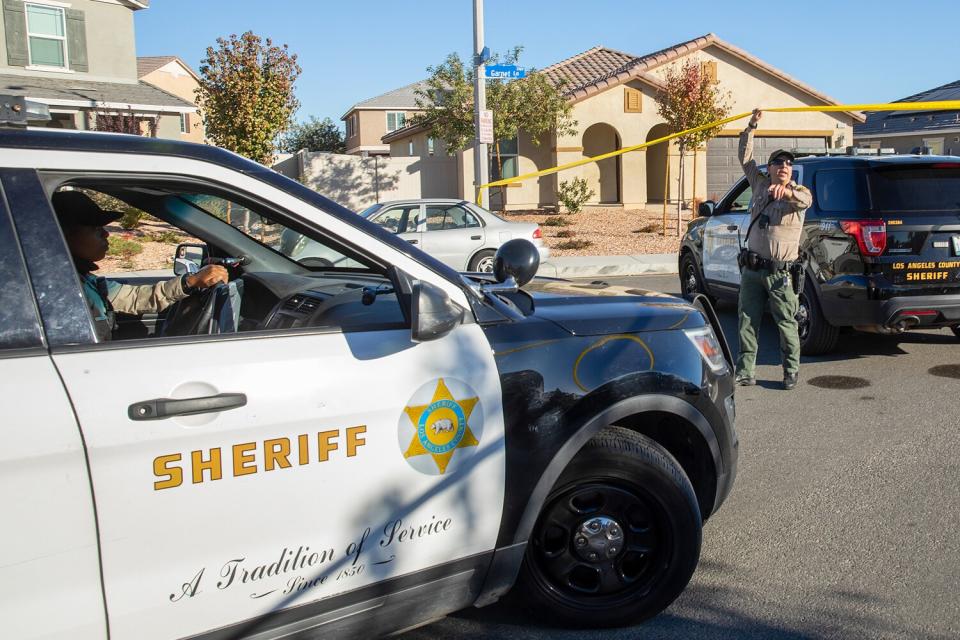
[
  {"x1": 128, "y1": 393, "x2": 247, "y2": 421},
  {"x1": 726, "y1": 225, "x2": 739, "y2": 231},
  {"x1": 470, "y1": 235, "x2": 481, "y2": 240}
]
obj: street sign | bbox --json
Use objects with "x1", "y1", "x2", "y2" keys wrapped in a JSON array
[
  {"x1": 478, "y1": 110, "x2": 493, "y2": 144},
  {"x1": 484, "y1": 65, "x2": 526, "y2": 80}
]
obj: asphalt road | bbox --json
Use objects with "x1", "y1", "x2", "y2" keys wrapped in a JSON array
[{"x1": 403, "y1": 274, "x2": 960, "y2": 640}]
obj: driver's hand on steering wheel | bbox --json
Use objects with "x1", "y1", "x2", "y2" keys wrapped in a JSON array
[{"x1": 185, "y1": 265, "x2": 229, "y2": 290}]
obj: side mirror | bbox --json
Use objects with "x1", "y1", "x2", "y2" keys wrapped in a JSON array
[
  {"x1": 411, "y1": 280, "x2": 464, "y2": 342},
  {"x1": 698, "y1": 201, "x2": 716, "y2": 217},
  {"x1": 493, "y1": 238, "x2": 540, "y2": 287},
  {"x1": 173, "y1": 243, "x2": 206, "y2": 275}
]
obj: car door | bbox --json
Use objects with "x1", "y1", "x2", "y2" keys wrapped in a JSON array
[
  {"x1": 369, "y1": 203, "x2": 423, "y2": 248},
  {"x1": 702, "y1": 178, "x2": 751, "y2": 287},
  {"x1": 0, "y1": 178, "x2": 107, "y2": 640},
  {"x1": 10, "y1": 159, "x2": 506, "y2": 640},
  {"x1": 419, "y1": 204, "x2": 485, "y2": 270}
]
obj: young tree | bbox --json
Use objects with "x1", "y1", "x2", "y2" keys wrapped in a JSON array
[
  {"x1": 281, "y1": 116, "x2": 346, "y2": 153},
  {"x1": 656, "y1": 60, "x2": 730, "y2": 235},
  {"x1": 196, "y1": 31, "x2": 302, "y2": 166},
  {"x1": 411, "y1": 47, "x2": 576, "y2": 208}
]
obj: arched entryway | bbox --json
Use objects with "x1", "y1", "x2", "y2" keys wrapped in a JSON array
[
  {"x1": 582, "y1": 123, "x2": 621, "y2": 204},
  {"x1": 645, "y1": 123, "x2": 672, "y2": 203}
]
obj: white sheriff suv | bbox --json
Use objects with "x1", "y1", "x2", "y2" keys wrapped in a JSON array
[{"x1": 0, "y1": 102, "x2": 737, "y2": 639}]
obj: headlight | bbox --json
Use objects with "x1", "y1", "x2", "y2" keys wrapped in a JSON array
[{"x1": 684, "y1": 326, "x2": 729, "y2": 374}]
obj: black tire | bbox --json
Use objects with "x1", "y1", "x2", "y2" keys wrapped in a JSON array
[
  {"x1": 798, "y1": 276, "x2": 840, "y2": 355},
  {"x1": 679, "y1": 252, "x2": 712, "y2": 304},
  {"x1": 517, "y1": 427, "x2": 702, "y2": 628},
  {"x1": 469, "y1": 249, "x2": 496, "y2": 273},
  {"x1": 951, "y1": 326, "x2": 960, "y2": 339}
]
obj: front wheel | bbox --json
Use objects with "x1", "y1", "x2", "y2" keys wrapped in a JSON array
[
  {"x1": 517, "y1": 427, "x2": 702, "y2": 628},
  {"x1": 679, "y1": 253, "x2": 710, "y2": 303},
  {"x1": 951, "y1": 326, "x2": 960, "y2": 339},
  {"x1": 469, "y1": 249, "x2": 497, "y2": 273},
  {"x1": 798, "y1": 277, "x2": 839, "y2": 355}
]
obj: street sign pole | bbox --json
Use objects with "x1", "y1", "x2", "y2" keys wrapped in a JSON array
[{"x1": 472, "y1": 0, "x2": 489, "y2": 206}]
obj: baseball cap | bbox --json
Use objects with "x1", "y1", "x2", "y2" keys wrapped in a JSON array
[
  {"x1": 767, "y1": 149, "x2": 795, "y2": 165},
  {"x1": 52, "y1": 191, "x2": 122, "y2": 227}
]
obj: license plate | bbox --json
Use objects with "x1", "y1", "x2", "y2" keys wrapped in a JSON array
[{"x1": 953, "y1": 235, "x2": 960, "y2": 256}]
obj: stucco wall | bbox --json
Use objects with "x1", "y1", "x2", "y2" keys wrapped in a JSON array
[
  {"x1": 294, "y1": 151, "x2": 458, "y2": 211},
  {"x1": 1, "y1": 0, "x2": 138, "y2": 80},
  {"x1": 854, "y1": 132, "x2": 960, "y2": 155},
  {"x1": 346, "y1": 109, "x2": 420, "y2": 154}
]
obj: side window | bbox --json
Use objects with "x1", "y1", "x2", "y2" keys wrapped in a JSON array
[
  {"x1": 727, "y1": 182, "x2": 753, "y2": 212},
  {"x1": 425, "y1": 206, "x2": 447, "y2": 231},
  {"x1": 371, "y1": 207, "x2": 413, "y2": 234},
  {"x1": 46, "y1": 179, "x2": 404, "y2": 344},
  {"x1": 0, "y1": 194, "x2": 43, "y2": 350},
  {"x1": 814, "y1": 169, "x2": 869, "y2": 213},
  {"x1": 442, "y1": 206, "x2": 478, "y2": 230}
]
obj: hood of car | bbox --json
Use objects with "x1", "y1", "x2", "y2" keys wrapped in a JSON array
[{"x1": 521, "y1": 280, "x2": 705, "y2": 335}]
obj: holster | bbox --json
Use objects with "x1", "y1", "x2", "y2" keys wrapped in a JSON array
[{"x1": 789, "y1": 260, "x2": 804, "y2": 295}]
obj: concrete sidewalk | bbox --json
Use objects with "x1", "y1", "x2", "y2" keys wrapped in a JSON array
[{"x1": 536, "y1": 253, "x2": 678, "y2": 278}]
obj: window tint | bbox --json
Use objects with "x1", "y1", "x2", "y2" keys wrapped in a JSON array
[
  {"x1": 0, "y1": 197, "x2": 43, "y2": 350},
  {"x1": 815, "y1": 169, "x2": 869, "y2": 213},
  {"x1": 868, "y1": 164, "x2": 960, "y2": 212}
]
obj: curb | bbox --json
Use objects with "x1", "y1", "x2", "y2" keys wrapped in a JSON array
[{"x1": 537, "y1": 253, "x2": 678, "y2": 278}]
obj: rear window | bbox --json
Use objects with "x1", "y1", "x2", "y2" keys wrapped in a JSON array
[
  {"x1": 868, "y1": 164, "x2": 960, "y2": 212},
  {"x1": 815, "y1": 168, "x2": 870, "y2": 213}
]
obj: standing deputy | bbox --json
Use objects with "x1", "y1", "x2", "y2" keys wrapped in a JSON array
[{"x1": 736, "y1": 109, "x2": 812, "y2": 390}]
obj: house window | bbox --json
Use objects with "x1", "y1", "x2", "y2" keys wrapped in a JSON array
[
  {"x1": 25, "y1": 3, "x2": 68, "y2": 68},
  {"x1": 427, "y1": 137, "x2": 435, "y2": 156},
  {"x1": 489, "y1": 136, "x2": 519, "y2": 181},
  {"x1": 408, "y1": 140, "x2": 415, "y2": 156},
  {"x1": 345, "y1": 113, "x2": 357, "y2": 139},
  {"x1": 386, "y1": 112, "x2": 406, "y2": 132},
  {"x1": 179, "y1": 113, "x2": 190, "y2": 134}
]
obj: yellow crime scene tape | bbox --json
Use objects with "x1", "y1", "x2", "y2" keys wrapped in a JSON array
[{"x1": 476, "y1": 101, "x2": 960, "y2": 206}]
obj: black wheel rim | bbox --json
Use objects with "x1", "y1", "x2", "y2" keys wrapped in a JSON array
[
  {"x1": 797, "y1": 292, "x2": 811, "y2": 342},
  {"x1": 528, "y1": 481, "x2": 670, "y2": 608},
  {"x1": 683, "y1": 262, "x2": 699, "y2": 298}
]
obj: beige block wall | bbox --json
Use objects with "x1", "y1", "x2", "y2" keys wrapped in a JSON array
[
  {"x1": 140, "y1": 64, "x2": 204, "y2": 143},
  {"x1": 1, "y1": 0, "x2": 138, "y2": 80}
]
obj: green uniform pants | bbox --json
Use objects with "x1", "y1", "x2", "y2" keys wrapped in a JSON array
[{"x1": 736, "y1": 266, "x2": 801, "y2": 378}]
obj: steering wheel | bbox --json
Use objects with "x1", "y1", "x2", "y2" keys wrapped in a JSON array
[{"x1": 159, "y1": 283, "x2": 228, "y2": 336}]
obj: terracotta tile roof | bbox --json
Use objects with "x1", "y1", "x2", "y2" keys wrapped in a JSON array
[{"x1": 542, "y1": 33, "x2": 864, "y2": 121}]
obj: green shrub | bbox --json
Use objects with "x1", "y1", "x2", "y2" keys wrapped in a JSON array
[
  {"x1": 555, "y1": 238, "x2": 593, "y2": 250},
  {"x1": 556, "y1": 229, "x2": 575, "y2": 238},
  {"x1": 119, "y1": 207, "x2": 146, "y2": 230},
  {"x1": 542, "y1": 216, "x2": 572, "y2": 227},
  {"x1": 108, "y1": 235, "x2": 143, "y2": 258},
  {"x1": 557, "y1": 177, "x2": 594, "y2": 214},
  {"x1": 146, "y1": 230, "x2": 183, "y2": 244}
]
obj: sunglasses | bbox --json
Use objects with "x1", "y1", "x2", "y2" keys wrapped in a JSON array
[{"x1": 769, "y1": 158, "x2": 793, "y2": 167}]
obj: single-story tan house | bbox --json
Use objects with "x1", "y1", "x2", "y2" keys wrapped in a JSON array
[{"x1": 381, "y1": 33, "x2": 865, "y2": 209}]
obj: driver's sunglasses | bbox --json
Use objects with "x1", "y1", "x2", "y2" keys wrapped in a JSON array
[{"x1": 770, "y1": 158, "x2": 793, "y2": 167}]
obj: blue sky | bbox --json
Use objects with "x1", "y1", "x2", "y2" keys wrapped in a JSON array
[{"x1": 135, "y1": 0, "x2": 959, "y2": 127}]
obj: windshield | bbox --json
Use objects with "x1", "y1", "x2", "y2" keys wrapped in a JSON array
[{"x1": 868, "y1": 164, "x2": 960, "y2": 212}]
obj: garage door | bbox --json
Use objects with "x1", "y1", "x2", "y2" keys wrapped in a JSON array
[{"x1": 706, "y1": 136, "x2": 828, "y2": 200}]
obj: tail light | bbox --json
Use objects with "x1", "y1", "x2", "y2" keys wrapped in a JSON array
[
  {"x1": 840, "y1": 219, "x2": 886, "y2": 256},
  {"x1": 532, "y1": 227, "x2": 542, "y2": 239}
]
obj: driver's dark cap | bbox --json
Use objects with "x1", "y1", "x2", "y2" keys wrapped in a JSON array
[
  {"x1": 767, "y1": 149, "x2": 795, "y2": 165},
  {"x1": 52, "y1": 191, "x2": 122, "y2": 228}
]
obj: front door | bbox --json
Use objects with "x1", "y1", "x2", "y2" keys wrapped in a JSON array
[
  {"x1": 703, "y1": 179, "x2": 752, "y2": 286},
  {"x1": 17, "y1": 164, "x2": 506, "y2": 640}
]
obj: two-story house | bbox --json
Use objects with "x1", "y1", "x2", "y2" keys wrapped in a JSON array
[
  {"x1": 341, "y1": 81, "x2": 424, "y2": 156},
  {"x1": 1, "y1": 0, "x2": 195, "y2": 138}
]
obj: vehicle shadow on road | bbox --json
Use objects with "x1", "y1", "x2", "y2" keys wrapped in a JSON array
[{"x1": 406, "y1": 557, "x2": 937, "y2": 640}]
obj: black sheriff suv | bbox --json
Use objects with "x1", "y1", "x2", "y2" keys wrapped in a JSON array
[
  {"x1": 680, "y1": 151, "x2": 960, "y2": 354},
  {"x1": 1, "y1": 99, "x2": 736, "y2": 640}
]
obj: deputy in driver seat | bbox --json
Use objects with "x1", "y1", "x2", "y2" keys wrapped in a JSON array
[{"x1": 53, "y1": 190, "x2": 228, "y2": 341}]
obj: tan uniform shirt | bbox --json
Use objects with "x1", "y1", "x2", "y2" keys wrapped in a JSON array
[{"x1": 739, "y1": 127, "x2": 812, "y2": 262}]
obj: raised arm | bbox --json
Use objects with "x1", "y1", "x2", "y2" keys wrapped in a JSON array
[{"x1": 738, "y1": 109, "x2": 762, "y2": 187}]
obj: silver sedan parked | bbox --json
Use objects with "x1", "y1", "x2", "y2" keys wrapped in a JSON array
[{"x1": 280, "y1": 198, "x2": 549, "y2": 272}]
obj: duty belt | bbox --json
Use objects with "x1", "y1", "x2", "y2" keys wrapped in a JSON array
[{"x1": 739, "y1": 249, "x2": 791, "y2": 272}]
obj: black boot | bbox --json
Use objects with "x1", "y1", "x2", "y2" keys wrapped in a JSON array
[{"x1": 783, "y1": 371, "x2": 799, "y2": 390}]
